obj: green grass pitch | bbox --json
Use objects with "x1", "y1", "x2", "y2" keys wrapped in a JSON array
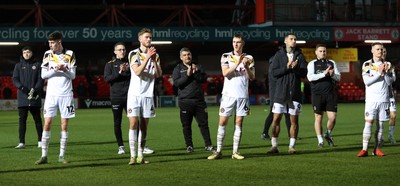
[{"x1": 0, "y1": 103, "x2": 399, "y2": 185}]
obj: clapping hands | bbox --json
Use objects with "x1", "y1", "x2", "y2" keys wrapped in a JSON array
[
  {"x1": 119, "y1": 62, "x2": 128, "y2": 73},
  {"x1": 287, "y1": 57, "x2": 298, "y2": 69},
  {"x1": 147, "y1": 46, "x2": 157, "y2": 62}
]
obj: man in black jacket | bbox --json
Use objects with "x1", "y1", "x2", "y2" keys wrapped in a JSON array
[
  {"x1": 172, "y1": 47, "x2": 213, "y2": 153},
  {"x1": 104, "y1": 42, "x2": 130, "y2": 155},
  {"x1": 12, "y1": 46, "x2": 44, "y2": 149},
  {"x1": 268, "y1": 34, "x2": 307, "y2": 154},
  {"x1": 104, "y1": 42, "x2": 154, "y2": 155},
  {"x1": 261, "y1": 56, "x2": 291, "y2": 140}
]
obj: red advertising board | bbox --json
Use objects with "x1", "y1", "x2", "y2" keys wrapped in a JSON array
[{"x1": 334, "y1": 27, "x2": 400, "y2": 41}]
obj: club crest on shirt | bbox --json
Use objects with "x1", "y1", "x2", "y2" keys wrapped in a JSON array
[
  {"x1": 32, "y1": 66, "x2": 36, "y2": 70},
  {"x1": 128, "y1": 108, "x2": 132, "y2": 114},
  {"x1": 220, "y1": 107, "x2": 225, "y2": 113},
  {"x1": 365, "y1": 112, "x2": 369, "y2": 117}
]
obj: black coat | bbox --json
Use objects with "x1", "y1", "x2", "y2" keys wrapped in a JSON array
[
  {"x1": 268, "y1": 56, "x2": 276, "y2": 106},
  {"x1": 103, "y1": 57, "x2": 130, "y2": 101},
  {"x1": 271, "y1": 46, "x2": 307, "y2": 107},
  {"x1": 12, "y1": 56, "x2": 44, "y2": 107},
  {"x1": 172, "y1": 62, "x2": 207, "y2": 100}
]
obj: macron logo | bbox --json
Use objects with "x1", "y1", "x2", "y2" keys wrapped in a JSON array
[{"x1": 84, "y1": 99, "x2": 92, "y2": 108}]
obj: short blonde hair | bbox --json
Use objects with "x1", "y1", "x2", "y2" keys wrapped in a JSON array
[{"x1": 138, "y1": 28, "x2": 152, "y2": 38}]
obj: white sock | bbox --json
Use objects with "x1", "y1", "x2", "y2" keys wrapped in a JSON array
[
  {"x1": 389, "y1": 126, "x2": 395, "y2": 136},
  {"x1": 216, "y1": 125, "x2": 226, "y2": 153},
  {"x1": 233, "y1": 125, "x2": 242, "y2": 154},
  {"x1": 129, "y1": 129, "x2": 138, "y2": 157},
  {"x1": 271, "y1": 137, "x2": 278, "y2": 147},
  {"x1": 289, "y1": 138, "x2": 296, "y2": 148},
  {"x1": 375, "y1": 121, "x2": 384, "y2": 149},
  {"x1": 138, "y1": 130, "x2": 143, "y2": 157},
  {"x1": 362, "y1": 122, "x2": 372, "y2": 151},
  {"x1": 59, "y1": 131, "x2": 68, "y2": 157},
  {"x1": 41, "y1": 131, "x2": 51, "y2": 157},
  {"x1": 317, "y1": 135, "x2": 324, "y2": 144}
]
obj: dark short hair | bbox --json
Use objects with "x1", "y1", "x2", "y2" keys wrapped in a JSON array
[
  {"x1": 284, "y1": 33, "x2": 296, "y2": 39},
  {"x1": 21, "y1": 46, "x2": 32, "y2": 52},
  {"x1": 179, "y1": 47, "x2": 191, "y2": 56},
  {"x1": 233, "y1": 33, "x2": 245, "y2": 41},
  {"x1": 48, "y1": 31, "x2": 62, "y2": 40},
  {"x1": 315, "y1": 44, "x2": 326, "y2": 49},
  {"x1": 114, "y1": 42, "x2": 125, "y2": 48},
  {"x1": 371, "y1": 42, "x2": 383, "y2": 48}
]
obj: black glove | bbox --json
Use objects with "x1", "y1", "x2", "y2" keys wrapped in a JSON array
[
  {"x1": 19, "y1": 86, "x2": 29, "y2": 95},
  {"x1": 28, "y1": 88, "x2": 40, "y2": 100}
]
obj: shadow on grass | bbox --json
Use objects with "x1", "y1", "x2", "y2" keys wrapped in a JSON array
[
  {"x1": 333, "y1": 132, "x2": 362, "y2": 137},
  {"x1": 246, "y1": 143, "x2": 400, "y2": 158},
  {"x1": 1, "y1": 140, "x2": 116, "y2": 149},
  {"x1": 0, "y1": 122, "x2": 17, "y2": 126},
  {"x1": 0, "y1": 162, "x2": 116, "y2": 174},
  {"x1": 3, "y1": 138, "x2": 397, "y2": 168}
]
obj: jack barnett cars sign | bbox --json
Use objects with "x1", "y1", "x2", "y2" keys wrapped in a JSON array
[{"x1": 334, "y1": 27, "x2": 400, "y2": 41}]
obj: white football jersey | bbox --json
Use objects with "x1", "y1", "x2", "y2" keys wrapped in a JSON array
[
  {"x1": 127, "y1": 48, "x2": 159, "y2": 97},
  {"x1": 41, "y1": 49, "x2": 76, "y2": 97},
  {"x1": 220, "y1": 52, "x2": 254, "y2": 98},
  {"x1": 362, "y1": 59, "x2": 394, "y2": 102}
]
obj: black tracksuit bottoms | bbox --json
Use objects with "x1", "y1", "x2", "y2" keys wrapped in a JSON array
[{"x1": 178, "y1": 99, "x2": 212, "y2": 148}]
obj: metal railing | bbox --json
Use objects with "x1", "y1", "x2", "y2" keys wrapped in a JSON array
[{"x1": 271, "y1": 3, "x2": 398, "y2": 23}]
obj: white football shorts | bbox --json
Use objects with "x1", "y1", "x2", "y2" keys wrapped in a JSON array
[
  {"x1": 43, "y1": 95, "x2": 75, "y2": 118},
  {"x1": 219, "y1": 95, "x2": 249, "y2": 117},
  {"x1": 272, "y1": 101, "x2": 302, "y2": 115},
  {"x1": 127, "y1": 96, "x2": 156, "y2": 118},
  {"x1": 365, "y1": 102, "x2": 390, "y2": 121},
  {"x1": 389, "y1": 97, "x2": 396, "y2": 112}
]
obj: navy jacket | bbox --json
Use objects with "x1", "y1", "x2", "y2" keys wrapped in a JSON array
[{"x1": 12, "y1": 56, "x2": 44, "y2": 107}]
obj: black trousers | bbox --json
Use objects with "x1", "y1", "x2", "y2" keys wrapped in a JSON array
[
  {"x1": 111, "y1": 99, "x2": 127, "y2": 147},
  {"x1": 18, "y1": 107, "x2": 43, "y2": 143},
  {"x1": 178, "y1": 99, "x2": 212, "y2": 147}
]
